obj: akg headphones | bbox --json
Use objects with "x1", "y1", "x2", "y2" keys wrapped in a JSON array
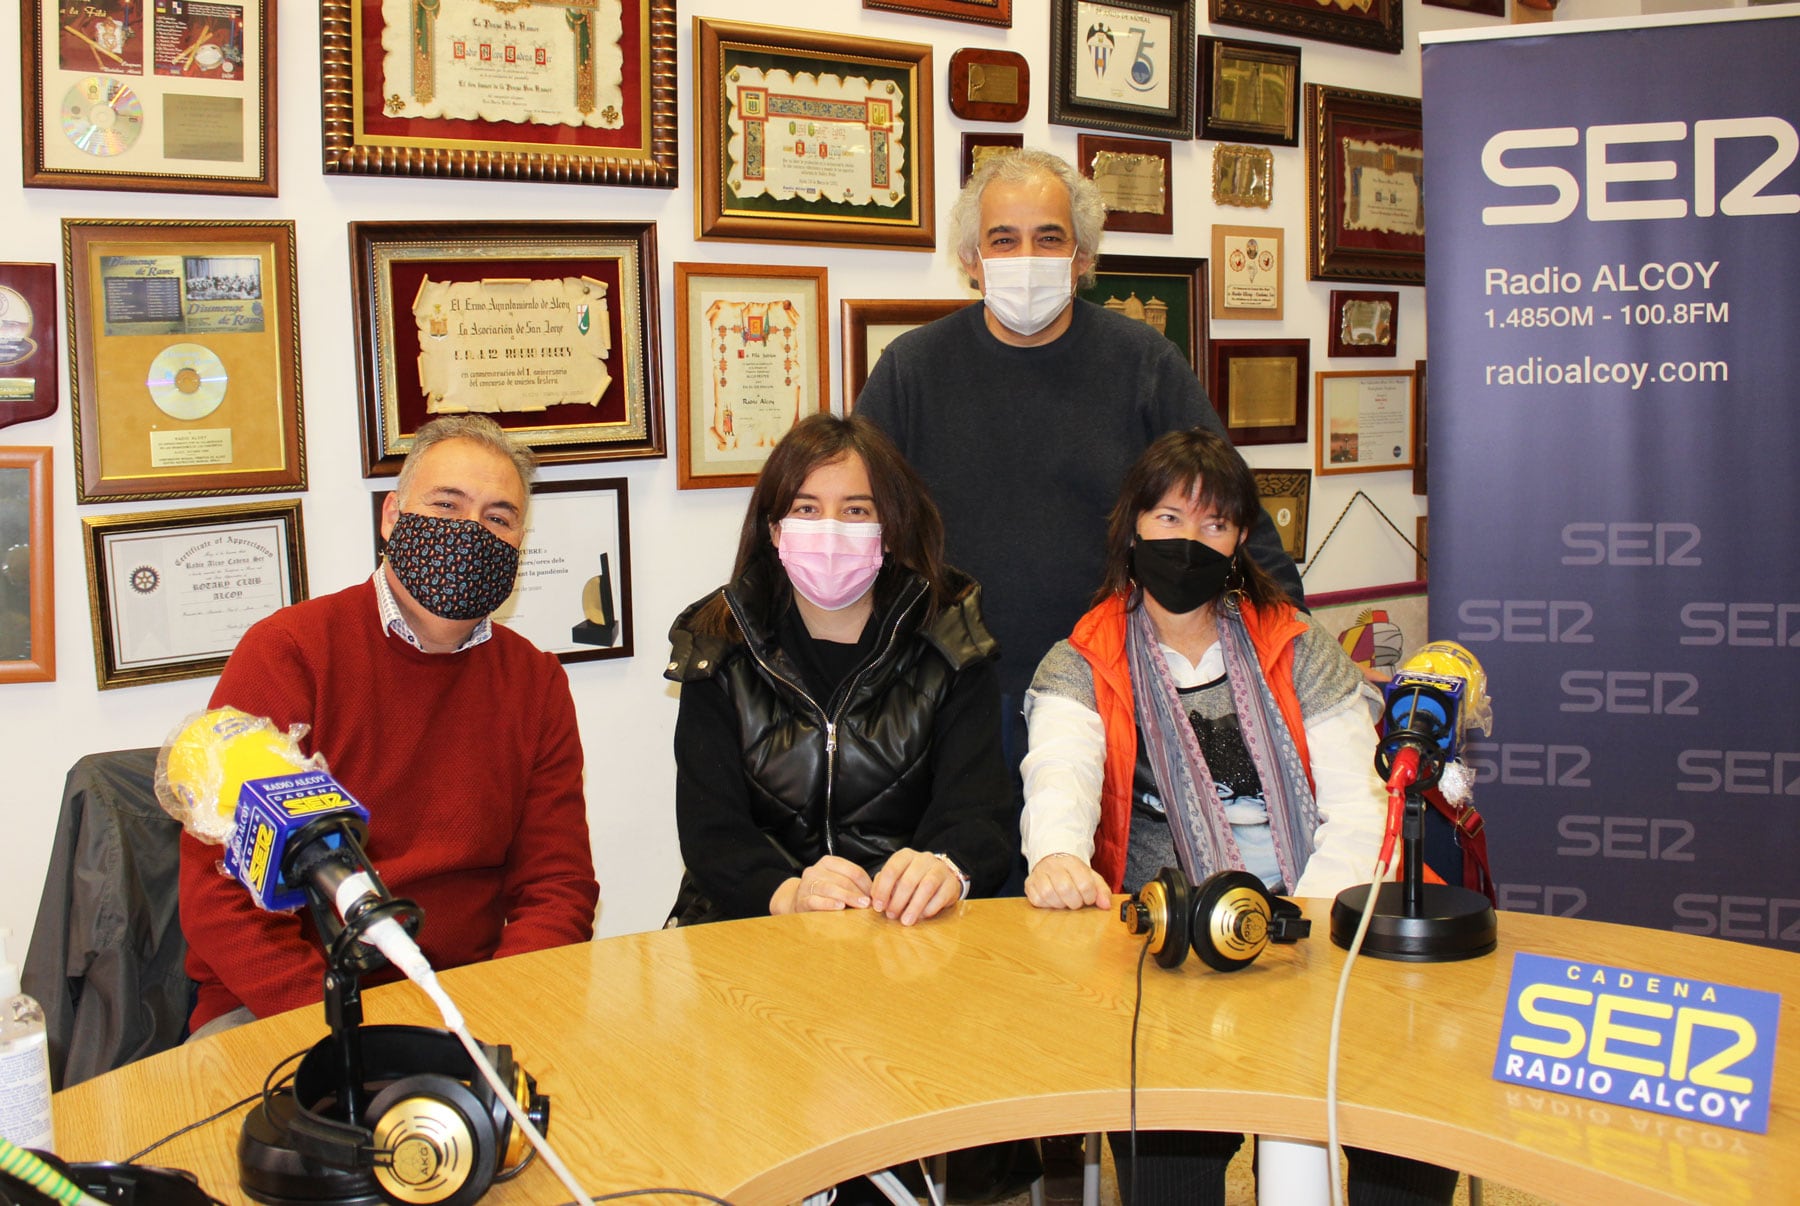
[
  {"x1": 1119, "y1": 868, "x2": 1312, "y2": 971},
  {"x1": 240, "y1": 1025, "x2": 548, "y2": 1206}
]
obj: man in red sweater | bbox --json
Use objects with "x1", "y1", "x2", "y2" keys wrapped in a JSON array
[{"x1": 179, "y1": 415, "x2": 600, "y2": 1036}]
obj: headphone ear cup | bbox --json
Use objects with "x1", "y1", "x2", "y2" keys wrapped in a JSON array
[
  {"x1": 365, "y1": 1074, "x2": 499, "y2": 1206},
  {"x1": 1191, "y1": 870, "x2": 1278, "y2": 972},
  {"x1": 1142, "y1": 867, "x2": 1195, "y2": 969}
]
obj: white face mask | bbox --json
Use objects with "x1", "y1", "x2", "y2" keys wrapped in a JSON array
[{"x1": 979, "y1": 255, "x2": 1075, "y2": 337}]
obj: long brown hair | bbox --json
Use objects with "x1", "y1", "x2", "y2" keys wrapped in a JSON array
[
  {"x1": 693, "y1": 414, "x2": 954, "y2": 634},
  {"x1": 1092, "y1": 428, "x2": 1287, "y2": 611}
]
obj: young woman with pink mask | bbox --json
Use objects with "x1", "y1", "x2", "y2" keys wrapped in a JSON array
[{"x1": 663, "y1": 413, "x2": 1016, "y2": 928}]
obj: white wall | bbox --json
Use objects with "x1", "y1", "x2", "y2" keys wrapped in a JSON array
[{"x1": 1, "y1": 0, "x2": 1577, "y2": 952}]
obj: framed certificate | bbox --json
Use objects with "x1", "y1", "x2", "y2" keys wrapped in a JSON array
[
  {"x1": 674, "y1": 263, "x2": 830, "y2": 490},
  {"x1": 1328, "y1": 289, "x2": 1399, "y2": 358},
  {"x1": 1079, "y1": 255, "x2": 1208, "y2": 371},
  {"x1": 1316, "y1": 369, "x2": 1416, "y2": 475},
  {"x1": 696, "y1": 19, "x2": 935, "y2": 250},
  {"x1": 320, "y1": 0, "x2": 676, "y2": 187},
  {"x1": 23, "y1": 0, "x2": 275, "y2": 195},
  {"x1": 1251, "y1": 467, "x2": 1310, "y2": 564},
  {"x1": 1210, "y1": 338, "x2": 1308, "y2": 446},
  {"x1": 1210, "y1": 0, "x2": 1402, "y2": 55},
  {"x1": 64, "y1": 219, "x2": 305, "y2": 504},
  {"x1": 864, "y1": 0, "x2": 1012, "y2": 27},
  {"x1": 1077, "y1": 134, "x2": 1173, "y2": 236},
  {"x1": 1306, "y1": 85, "x2": 1425, "y2": 285},
  {"x1": 1051, "y1": 0, "x2": 1194, "y2": 139},
  {"x1": 0, "y1": 264, "x2": 61, "y2": 429},
  {"x1": 1211, "y1": 224, "x2": 1284, "y2": 321},
  {"x1": 1198, "y1": 37, "x2": 1300, "y2": 147},
  {"x1": 0, "y1": 447, "x2": 55, "y2": 684},
  {"x1": 82, "y1": 499, "x2": 306, "y2": 689},
  {"x1": 841, "y1": 298, "x2": 968, "y2": 406},
  {"x1": 350, "y1": 220, "x2": 664, "y2": 477}
]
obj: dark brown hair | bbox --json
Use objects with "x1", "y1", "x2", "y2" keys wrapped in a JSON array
[
  {"x1": 693, "y1": 414, "x2": 954, "y2": 634},
  {"x1": 1092, "y1": 427, "x2": 1287, "y2": 611}
]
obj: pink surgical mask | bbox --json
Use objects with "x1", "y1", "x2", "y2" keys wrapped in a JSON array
[{"x1": 776, "y1": 517, "x2": 884, "y2": 611}]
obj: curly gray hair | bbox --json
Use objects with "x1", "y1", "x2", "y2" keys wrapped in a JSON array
[{"x1": 947, "y1": 147, "x2": 1106, "y2": 287}]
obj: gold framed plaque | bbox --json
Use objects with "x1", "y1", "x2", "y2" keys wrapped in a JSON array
[
  {"x1": 1209, "y1": 338, "x2": 1307, "y2": 446},
  {"x1": 64, "y1": 219, "x2": 304, "y2": 504},
  {"x1": 350, "y1": 220, "x2": 664, "y2": 477},
  {"x1": 24, "y1": 0, "x2": 276, "y2": 195},
  {"x1": 1078, "y1": 134, "x2": 1174, "y2": 235},
  {"x1": 1316, "y1": 368, "x2": 1416, "y2": 475},
  {"x1": 696, "y1": 19, "x2": 935, "y2": 250},
  {"x1": 1197, "y1": 36, "x2": 1300, "y2": 147},
  {"x1": 1213, "y1": 144, "x2": 1273, "y2": 209},
  {"x1": 1211, "y1": 224, "x2": 1284, "y2": 321},
  {"x1": 1307, "y1": 85, "x2": 1424, "y2": 285},
  {"x1": 674, "y1": 263, "x2": 830, "y2": 490},
  {"x1": 83, "y1": 498, "x2": 306, "y2": 689},
  {"x1": 0, "y1": 447, "x2": 55, "y2": 683},
  {"x1": 320, "y1": 0, "x2": 676, "y2": 186}
]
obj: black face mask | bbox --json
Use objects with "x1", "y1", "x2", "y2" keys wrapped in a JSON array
[{"x1": 1131, "y1": 537, "x2": 1234, "y2": 615}]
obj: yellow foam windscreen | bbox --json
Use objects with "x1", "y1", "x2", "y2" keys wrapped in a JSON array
[{"x1": 157, "y1": 707, "x2": 310, "y2": 844}]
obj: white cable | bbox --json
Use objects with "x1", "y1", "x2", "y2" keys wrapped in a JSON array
[
  {"x1": 385, "y1": 941, "x2": 594, "y2": 1206},
  {"x1": 1324, "y1": 852, "x2": 1398, "y2": 1206}
]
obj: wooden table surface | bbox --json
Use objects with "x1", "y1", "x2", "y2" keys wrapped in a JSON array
[{"x1": 53, "y1": 898, "x2": 1799, "y2": 1205}]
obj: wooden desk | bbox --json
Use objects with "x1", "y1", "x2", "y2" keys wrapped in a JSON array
[{"x1": 53, "y1": 900, "x2": 1799, "y2": 1205}]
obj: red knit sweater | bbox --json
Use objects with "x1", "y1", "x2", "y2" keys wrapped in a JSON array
[{"x1": 180, "y1": 579, "x2": 599, "y2": 1029}]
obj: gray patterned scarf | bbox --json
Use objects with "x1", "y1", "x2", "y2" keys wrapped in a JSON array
[{"x1": 1125, "y1": 594, "x2": 1320, "y2": 888}]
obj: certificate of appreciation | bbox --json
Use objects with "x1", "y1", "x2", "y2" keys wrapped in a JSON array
[
  {"x1": 100, "y1": 514, "x2": 297, "y2": 672},
  {"x1": 725, "y1": 66, "x2": 909, "y2": 210},
  {"x1": 379, "y1": 0, "x2": 625, "y2": 128}
]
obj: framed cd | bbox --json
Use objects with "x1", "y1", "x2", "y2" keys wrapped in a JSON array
[
  {"x1": 64, "y1": 219, "x2": 305, "y2": 503},
  {"x1": 23, "y1": 0, "x2": 275, "y2": 195}
]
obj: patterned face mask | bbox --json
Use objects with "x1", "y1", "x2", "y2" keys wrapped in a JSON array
[{"x1": 384, "y1": 511, "x2": 520, "y2": 621}]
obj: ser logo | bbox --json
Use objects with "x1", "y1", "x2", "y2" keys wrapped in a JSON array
[
  {"x1": 244, "y1": 822, "x2": 275, "y2": 894},
  {"x1": 1557, "y1": 815, "x2": 1696, "y2": 862}
]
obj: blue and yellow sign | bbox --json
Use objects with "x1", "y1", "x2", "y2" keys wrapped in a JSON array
[{"x1": 1493, "y1": 953, "x2": 1781, "y2": 1134}]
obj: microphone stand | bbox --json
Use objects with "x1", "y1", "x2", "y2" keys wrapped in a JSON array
[{"x1": 1330, "y1": 748, "x2": 1498, "y2": 963}]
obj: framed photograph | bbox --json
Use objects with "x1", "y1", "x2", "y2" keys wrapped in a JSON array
[
  {"x1": 865, "y1": 0, "x2": 1012, "y2": 27},
  {"x1": 350, "y1": 220, "x2": 663, "y2": 478},
  {"x1": 82, "y1": 499, "x2": 305, "y2": 690},
  {"x1": 1211, "y1": 224, "x2": 1283, "y2": 321},
  {"x1": 1308, "y1": 579, "x2": 1429, "y2": 680},
  {"x1": 696, "y1": 19, "x2": 935, "y2": 250},
  {"x1": 841, "y1": 299, "x2": 968, "y2": 407},
  {"x1": 0, "y1": 265, "x2": 61, "y2": 430},
  {"x1": 23, "y1": 0, "x2": 275, "y2": 195},
  {"x1": 962, "y1": 133, "x2": 1024, "y2": 184},
  {"x1": 1197, "y1": 36, "x2": 1300, "y2": 146},
  {"x1": 1306, "y1": 85, "x2": 1425, "y2": 285},
  {"x1": 675, "y1": 263, "x2": 830, "y2": 490},
  {"x1": 1213, "y1": 145, "x2": 1272, "y2": 209},
  {"x1": 1209, "y1": 338, "x2": 1307, "y2": 446},
  {"x1": 1080, "y1": 255, "x2": 1208, "y2": 371},
  {"x1": 1328, "y1": 289, "x2": 1399, "y2": 358},
  {"x1": 949, "y1": 48, "x2": 1029, "y2": 122},
  {"x1": 318, "y1": 0, "x2": 675, "y2": 187},
  {"x1": 1210, "y1": 0, "x2": 1402, "y2": 55},
  {"x1": 1413, "y1": 357, "x2": 1428, "y2": 496},
  {"x1": 1251, "y1": 467, "x2": 1309, "y2": 564},
  {"x1": 1050, "y1": 0, "x2": 1195, "y2": 140},
  {"x1": 64, "y1": 219, "x2": 304, "y2": 504},
  {"x1": 1077, "y1": 135, "x2": 1173, "y2": 235},
  {"x1": 1316, "y1": 369, "x2": 1416, "y2": 475},
  {"x1": 0, "y1": 447, "x2": 54, "y2": 683}
]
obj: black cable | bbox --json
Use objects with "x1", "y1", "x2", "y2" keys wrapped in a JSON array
[
  {"x1": 1127, "y1": 931, "x2": 1150, "y2": 1206},
  {"x1": 122, "y1": 1084, "x2": 268, "y2": 1165},
  {"x1": 579, "y1": 1191, "x2": 739, "y2": 1204}
]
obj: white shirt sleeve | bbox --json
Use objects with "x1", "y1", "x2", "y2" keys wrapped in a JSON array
[
  {"x1": 1292, "y1": 700, "x2": 1388, "y2": 899},
  {"x1": 1019, "y1": 689, "x2": 1107, "y2": 871}
]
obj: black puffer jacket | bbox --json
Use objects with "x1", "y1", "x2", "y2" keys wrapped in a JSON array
[{"x1": 665, "y1": 560, "x2": 1014, "y2": 922}]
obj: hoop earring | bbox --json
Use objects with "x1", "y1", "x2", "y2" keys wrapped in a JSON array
[{"x1": 1221, "y1": 554, "x2": 1247, "y2": 612}]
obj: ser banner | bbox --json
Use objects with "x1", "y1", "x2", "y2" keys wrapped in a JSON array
[{"x1": 1422, "y1": 14, "x2": 1800, "y2": 950}]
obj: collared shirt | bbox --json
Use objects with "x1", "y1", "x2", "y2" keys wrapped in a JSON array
[{"x1": 371, "y1": 567, "x2": 492, "y2": 654}]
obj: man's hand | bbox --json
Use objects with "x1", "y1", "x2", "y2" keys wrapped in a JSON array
[
  {"x1": 870, "y1": 848, "x2": 963, "y2": 926},
  {"x1": 1024, "y1": 853, "x2": 1112, "y2": 910},
  {"x1": 772, "y1": 855, "x2": 874, "y2": 915}
]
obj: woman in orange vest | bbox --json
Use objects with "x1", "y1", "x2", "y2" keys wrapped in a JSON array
[{"x1": 1020, "y1": 428, "x2": 1456, "y2": 1205}]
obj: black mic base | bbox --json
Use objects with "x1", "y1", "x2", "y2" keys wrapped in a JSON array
[{"x1": 1329, "y1": 881, "x2": 1498, "y2": 962}]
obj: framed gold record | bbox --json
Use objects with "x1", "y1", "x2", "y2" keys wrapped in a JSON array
[{"x1": 64, "y1": 218, "x2": 305, "y2": 503}]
